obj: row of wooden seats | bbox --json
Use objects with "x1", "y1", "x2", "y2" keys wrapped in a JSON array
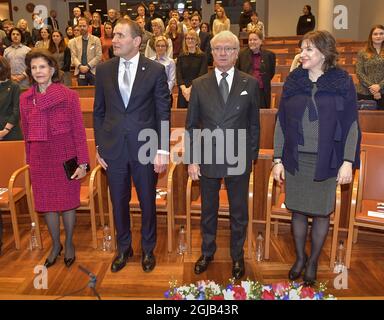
[{"x1": 3, "y1": 133, "x2": 383, "y2": 268}]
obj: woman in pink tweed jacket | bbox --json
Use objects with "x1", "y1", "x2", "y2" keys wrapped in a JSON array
[{"x1": 20, "y1": 49, "x2": 89, "y2": 269}]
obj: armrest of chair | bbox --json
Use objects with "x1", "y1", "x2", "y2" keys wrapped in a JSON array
[
  {"x1": 266, "y1": 170, "x2": 275, "y2": 211},
  {"x1": 166, "y1": 162, "x2": 177, "y2": 212},
  {"x1": 7, "y1": 165, "x2": 30, "y2": 203},
  {"x1": 88, "y1": 164, "x2": 102, "y2": 199}
]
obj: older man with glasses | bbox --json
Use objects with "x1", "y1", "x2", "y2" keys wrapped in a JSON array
[{"x1": 185, "y1": 31, "x2": 260, "y2": 280}]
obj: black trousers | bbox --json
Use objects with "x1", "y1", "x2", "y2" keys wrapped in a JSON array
[
  {"x1": 105, "y1": 141, "x2": 157, "y2": 255},
  {"x1": 200, "y1": 173, "x2": 250, "y2": 261}
]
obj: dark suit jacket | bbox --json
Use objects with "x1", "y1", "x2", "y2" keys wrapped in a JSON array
[
  {"x1": 47, "y1": 16, "x2": 59, "y2": 30},
  {"x1": 199, "y1": 31, "x2": 212, "y2": 65},
  {"x1": 185, "y1": 69, "x2": 260, "y2": 178},
  {"x1": 236, "y1": 47, "x2": 276, "y2": 108},
  {"x1": 93, "y1": 55, "x2": 170, "y2": 161}
]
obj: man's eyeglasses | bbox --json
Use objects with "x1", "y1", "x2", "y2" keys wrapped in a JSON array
[{"x1": 212, "y1": 47, "x2": 237, "y2": 54}]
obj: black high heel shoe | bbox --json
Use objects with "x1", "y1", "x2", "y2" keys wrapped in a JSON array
[
  {"x1": 303, "y1": 261, "x2": 318, "y2": 286},
  {"x1": 288, "y1": 255, "x2": 308, "y2": 281},
  {"x1": 64, "y1": 255, "x2": 76, "y2": 268},
  {"x1": 44, "y1": 244, "x2": 63, "y2": 268}
]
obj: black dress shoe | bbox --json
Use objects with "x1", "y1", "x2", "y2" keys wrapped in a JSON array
[
  {"x1": 194, "y1": 255, "x2": 214, "y2": 275},
  {"x1": 288, "y1": 255, "x2": 308, "y2": 281},
  {"x1": 64, "y1": 256, "x2": 76, "y2": 268},
  {"x1": 232, "y1": 258, "x2": 245, "y2": 280},
  {"x1": 111, "y1": 246, "x2": 133, "y2": 273},
  {"x1": 142, "y1": 252, "x2": 156, "y2": 272},
  {"x1": 44, "y1": 244, "x2": 63, "y2": 268},
  {"x1": 303, "y1": 261, "x2": 317, "y2": 286}
]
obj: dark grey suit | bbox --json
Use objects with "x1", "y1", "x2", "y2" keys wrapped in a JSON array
[
  {"x1": 236, "y1": 47, "x2": 276, "y2": 108},
  {"x1": 185, "y1": 68, "x2": 260, "y2": 260}
]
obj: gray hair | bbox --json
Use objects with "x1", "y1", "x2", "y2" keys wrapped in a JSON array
[{"x1": 210, "y1": 30, "x2": 240, "y2": 51}]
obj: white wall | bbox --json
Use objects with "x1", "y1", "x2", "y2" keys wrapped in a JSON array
[
  {"x1": 268, "y1": 0, "x2": 318, "y2": 36},
  {"x1": 358, "y1": 0, "x2": 384, "y2": 40}
]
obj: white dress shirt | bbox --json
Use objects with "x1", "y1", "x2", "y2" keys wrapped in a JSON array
[{"x1": 215, "y1": 66, "x2": 234, "y2": 92}]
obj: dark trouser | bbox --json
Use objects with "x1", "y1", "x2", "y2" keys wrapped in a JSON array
[
  {"x1": 105, "y1": 142, "x2": 157, "y2": 255},
  {"x1": 358, "y1": 93, "x2": 384, "y2": 110},
  {"x1": 77, "y1": 71, "x2": 95, "y2": 86},
  {"x1": 259, "y1": 89, "x2": 268, "y2": 109},
  {"x1": 200, "y1": 173, "x2": 250, "y2": 261}
]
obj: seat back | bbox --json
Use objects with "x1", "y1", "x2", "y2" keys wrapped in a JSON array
[
  {"x1": 80, "y1": 139, "x2": 97, "y2": 186},
  {"x1": 0, "y1": 141, "x2": 26, "y2": 187},
  {"x1": 361, "y1": 132, "x2": 384, "y2": 147},
  {"x1": 358, "y1": 145, "x2": 384, "y2": 202}
]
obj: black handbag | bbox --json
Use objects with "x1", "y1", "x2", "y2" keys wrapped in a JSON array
[{"x1": 63, "y1": 157, "x2": 90, "y2": 180}]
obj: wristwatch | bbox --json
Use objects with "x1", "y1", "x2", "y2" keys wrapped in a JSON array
[{"x1": 272, "y1": 159, "x2": 283, "y2": 168}]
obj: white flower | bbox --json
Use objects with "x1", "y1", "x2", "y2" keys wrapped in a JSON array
[
  {"x1": 186, "y1": 294, "x2": 196, "y2": 300},
  {"x1": 289, "y1": 290, "x2": 301, "y2": 300},
  {"x1": 241, "y1": 281, "x2": 251, "y2": 296},
  {"x1": 222, "y1": 289, "x2": 234, "y2": 300}
]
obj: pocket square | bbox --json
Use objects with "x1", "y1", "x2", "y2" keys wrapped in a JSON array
[{"x1": 240, "y1": 91, "x2": 248, "y2": 96}]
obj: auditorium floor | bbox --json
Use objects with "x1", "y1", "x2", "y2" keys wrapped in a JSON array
[{"x1": 0, "y1": 217, "x2": 383, "y2": 300}]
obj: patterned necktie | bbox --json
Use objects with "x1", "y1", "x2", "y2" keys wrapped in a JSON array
[
  {"x1": 219, "y1": 72, "x2": 229, "y2": 103},
  {"x1": 121, "y1": 61, "x2": 131, "y2": 108}
]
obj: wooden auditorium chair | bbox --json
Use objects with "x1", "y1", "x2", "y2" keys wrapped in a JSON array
[
  {"x1": 264, "y1": 171, "x2": 342, "y2": 269},
  {"x1": 0, "y1": 141, "x2": 41, "y2": 250},
  {"x1": 346, "y1": 145, "x2": 384, "y2": 268},
  {"x1": 185, "y1": 170, "x2": 254, "y2": 258}
]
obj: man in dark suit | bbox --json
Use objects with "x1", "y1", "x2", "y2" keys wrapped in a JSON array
[
  {"x1": 236, "y1": 29, "x2": 276, "y2": 108},
  {"x1": 190, "y1": 13, "x2": 213, "y2": 66},
  {"x1": 185, "y1": 31, "x2": 260, "y2": 280},
  {"x1": 47, "y1": 10, "x2": 59, "y2": 31},
  {"x1": 68, "y1": 7, "x2": 82, "y2": 27},
  {"x1": 94, "y1": 19, "x2": 170, "y2": 273}
]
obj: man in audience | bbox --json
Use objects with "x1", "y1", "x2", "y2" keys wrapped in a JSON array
[
  {"x1": 106, "y1": 9, "x2": 118, "y2": 29},
  {"x1": 190, "y1": 13, "x2": 212, "y2": 65},
  {"x1": 239, "y1": 1, "x2": 253, "y2": 32},
  {"x1": 47, "y1": 9, "x2": 59, "y2": 31},
  {"x1": 68, "y1": 7, "x2": 82, "y2": 27},
  {"x1": 70, "y1": 17, "x2": 102, "y2": 86},
  {"x1": 135, "y1": 16, "x2": 152, "y2": 55}
]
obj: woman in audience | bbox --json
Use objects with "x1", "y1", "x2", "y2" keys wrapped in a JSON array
[
  {"x1": 16, "y1": 19, "x2": 33, "y2": 47},
  {"x1": 145, "y1": 18, "x2": 173, "y2": 59},
  {"x1": 100, "y1": 22, "x2": 113, "y2": 61},
  {"x1": 49, "y1": 31, "x2": 71, "y2": 86},
  {"x1": 296, "y1": 5, "x2": 315, "y2": 35},
  {"x1": 356, "y1": 25, "x2": 384, "y2": 110},
  {"x1": 0, "y1": 56, "x2": 22, "y2": 141},
  {"x1": 3, "y1": 27, "x2": 31, "y2": 89},
  {"x1": 34, "y1": 27, "x2": 51, "y2": 49},
  {"x1": 151, "y1": 36, "x2": 176, "y2": 107},
  {"x1": 89, "y1": 12, "x2": 104, "y2": 38},
  {"x1": 166, "y1": 17, "x2": 184, "y2": 60},
  {"x1": 236, "y1": 29, "x2": 275, "y2": 108},
  {"x1": 246, "y1": 12, "x2": 265, "y2": 39},
  {"x1": 200, "y1": 22, "x2": 210, "y2": 34},
  {"x1": 181, "y1": 10, "x2": 192, "y2": 33},
  {"x1": 176, "y1": 29, "x2": 208, "y2": 108},
  {"x1": 64, "y1": 26, "x2": 74, "y2": 46},
  {"x1": 20, "y1": 49, "x2": 89, "y2": 268},
  {"x1": 272, "y1": 31, "x2": 360, "y2": 286},
  {"x1": 212, "y1": 6, "x2": 230, "y2": 36}
]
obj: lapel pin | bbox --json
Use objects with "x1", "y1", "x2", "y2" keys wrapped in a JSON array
[{"x1": 142, "y1": 67, "x2": 146, "y2": 71}]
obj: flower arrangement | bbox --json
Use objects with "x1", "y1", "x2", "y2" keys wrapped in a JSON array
[{"x1": 164, "y1": 279, "x2": 336, "y2": 300}]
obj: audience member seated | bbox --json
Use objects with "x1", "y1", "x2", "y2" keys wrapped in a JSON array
[
  {"x1": 145, "y1": 18, "x2": 173, "y2": 59},
  {"x1": 247, "y1": 12, "x2": 265, "y2": 39},
  {"x1": 34, "y1": 27, "x2": 51, "y2": 49}
]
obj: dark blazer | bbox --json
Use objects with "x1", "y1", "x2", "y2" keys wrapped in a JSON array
[
  {"x1": 47, "y1": 16, "x2": 59, "y2": 30},
  {"x1": 199, "y1": 31, "x2": 212, "y2": 65},
  {"x1": 296, "y1": 14, "x2": 315, "y2": 35},
  {"x1": 185, "y1": 69, "x2": 260, "y2": 178},
  {"x1": 62, "y1": 47, "x2": 71, "y2": 72},
  {"x1": 93, "y1": 55, "x2": 170, "y2": 161},
  {"x1": 236, "y1": 47, "x2": 276, "y2": 108}
]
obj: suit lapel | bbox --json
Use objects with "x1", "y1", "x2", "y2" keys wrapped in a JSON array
[
  {"x1": 126, "y1": 54, "x2": 147, "y2": 109},
  {"x1": 111, "y1": 58, "x2": 126, "y2": 109}
]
